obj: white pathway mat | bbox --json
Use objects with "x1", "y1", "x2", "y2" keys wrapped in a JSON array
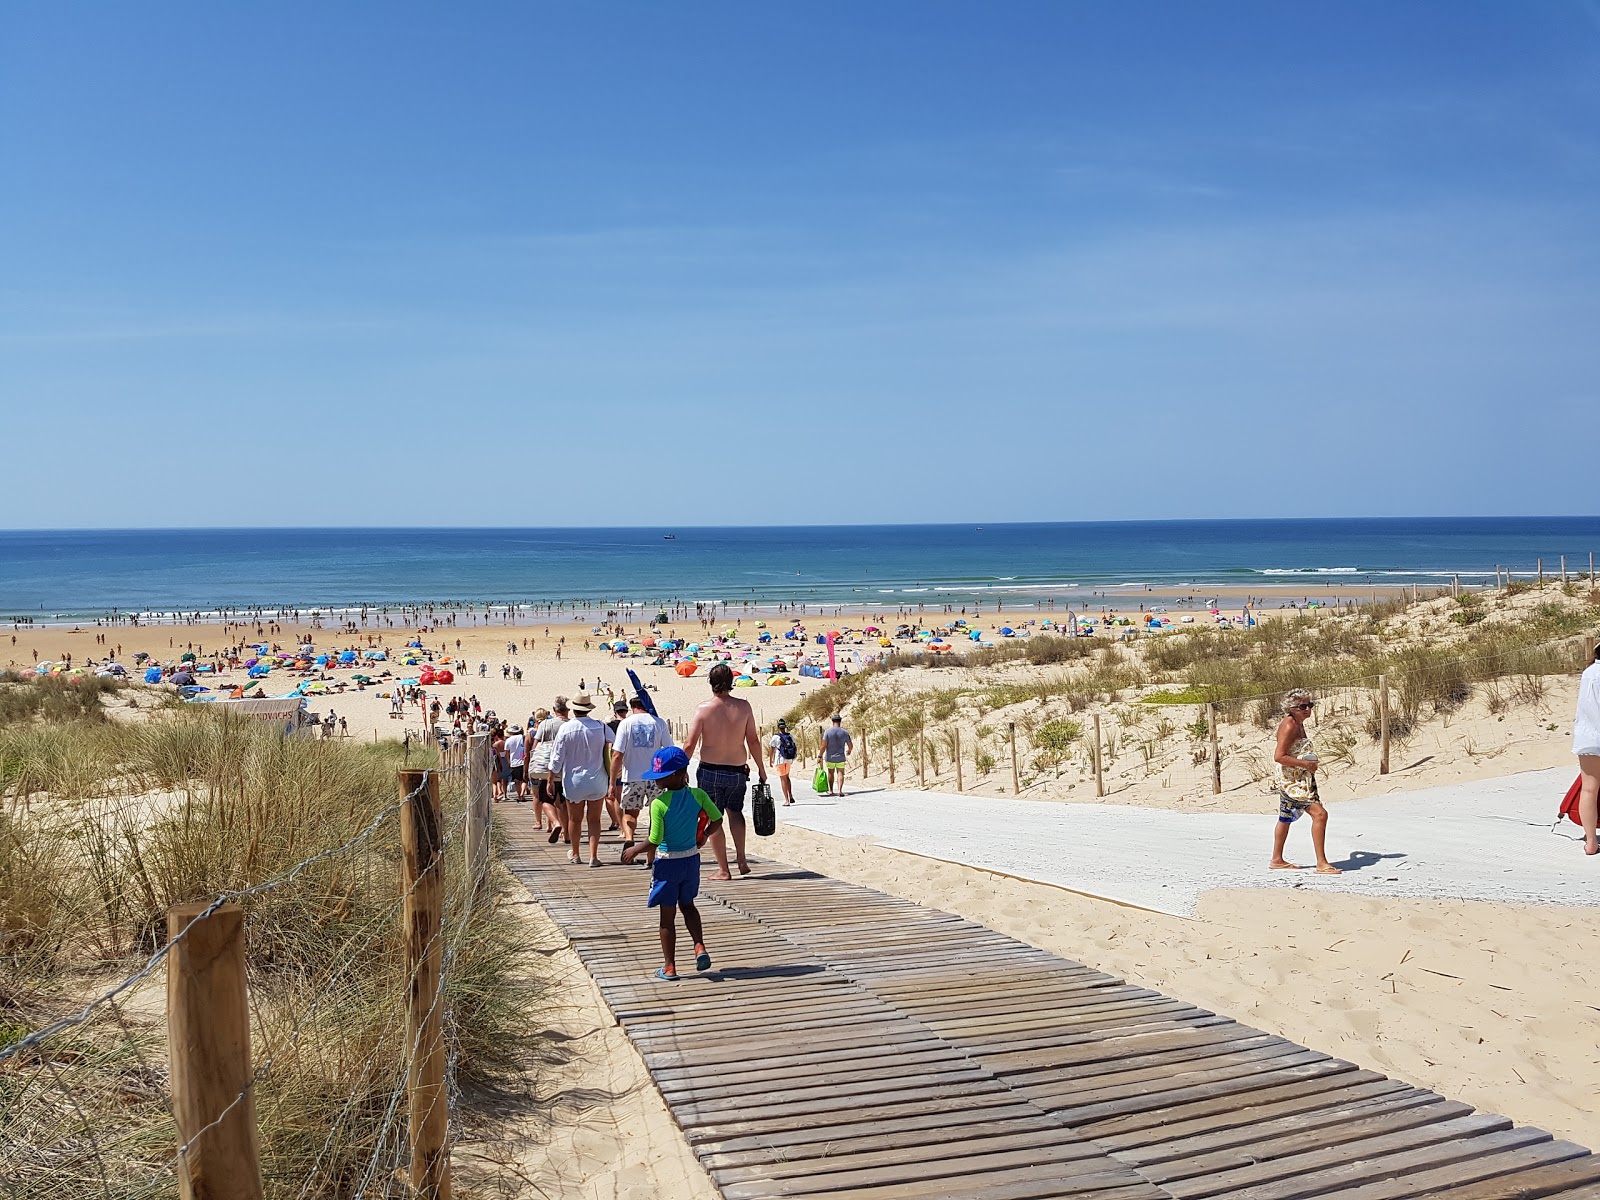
[{"x1": 777, "y1": 767, "x2": 1591, "y2": 916}]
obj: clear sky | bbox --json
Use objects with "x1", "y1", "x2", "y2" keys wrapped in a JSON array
[{"x1": 3, "y1": 2, "x2": 1597, "y2": 528}]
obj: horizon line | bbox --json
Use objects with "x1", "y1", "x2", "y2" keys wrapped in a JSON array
[{"x1": 3, "y1": 514, "x2": 1600, "y2": 536}]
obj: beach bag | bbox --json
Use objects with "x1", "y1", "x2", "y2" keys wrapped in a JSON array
[
  {"x1": 1560, "y1": 776, "x2": 1584, "y2": 826},
  {"x1": 563, "y1": 763, "x2": 608, "y2": 804},
  {"x1": 752, "y1": 782, "x2": 776, "y2": 837},
  {"x1": 777, "y1": 731, "x2": 797, "y2": 760},
  {"x1": 813, "y1": 764, "x2": 829, "y2": 794}
]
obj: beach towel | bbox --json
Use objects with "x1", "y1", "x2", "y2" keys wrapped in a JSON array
[{"x1": 1560, "y1": 776, "x2": 1584, "y2": 826}]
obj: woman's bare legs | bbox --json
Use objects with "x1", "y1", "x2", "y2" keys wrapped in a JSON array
[{"x1": 1579, "y1": 755, "x2": 1599, "y2": 855}]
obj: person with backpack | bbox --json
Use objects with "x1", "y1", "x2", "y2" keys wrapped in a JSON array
[{"x1": 767, "y1": 718, "x2": 799, "y2": 806}]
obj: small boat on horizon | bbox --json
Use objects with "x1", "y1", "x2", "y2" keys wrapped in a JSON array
[{"x1": 662, "y1": 534, "x2": 676, "y2": 540}]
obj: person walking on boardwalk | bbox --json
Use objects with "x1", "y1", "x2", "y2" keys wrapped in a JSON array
[
  {"x1": 682, "y1": 662, "x2": 768, "y2": 879},
  {"x1": 767, "y1": 718, "x2": 798, "y2": 806},
  {"x1": 551, "y1": 693, "x2": 613, "y2": 867},
  {"x1": 1270, "y1": 689, "x2": 1341, "y2": 874},
  {"x1": 1572, "y1": 641, "x2": 1600, "y2": 856},
  {"x1": 530, "y1": 701, "x2": 567, "y2": 843},
  {"x1": 621, "y1": 747, "x2": 721, "y2": 981},
  {"x1": 821, "y1": 713, "x2": 853, "y2": 797},
  {"x1": 610, "y1": 693, "x2": 674, "y2": 857}
]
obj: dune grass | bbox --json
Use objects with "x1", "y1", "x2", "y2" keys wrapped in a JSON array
[{"x1": 0, "y1": 692, "x2": 536, "y2": 1198}]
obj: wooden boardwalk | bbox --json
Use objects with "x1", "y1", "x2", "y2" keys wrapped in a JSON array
[{"x1": 499, "y1": 807, "x2": 1599, "y2": 1200}]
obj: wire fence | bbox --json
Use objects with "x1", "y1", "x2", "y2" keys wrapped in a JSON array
[{"x1": 0, "y1": 746, "x2": 489, "y2": 1200}]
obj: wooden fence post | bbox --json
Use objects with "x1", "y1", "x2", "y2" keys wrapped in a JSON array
[
  {"x1": 167, "y1": 901, "x2": 264, "y2": 1200},
  {"x1": 861, "y1": 732, "x2": 870, "y2": 779},
  {"x1": 399, "y1": 770, "x2": 451, "y2": 1200},
  {"x1": 466, "y1": 733, "x2": 491, "y2": 898},
  {"x1": 1452, "y1": 575, "x2": 1460, "y2": 599},
  {"x1": 1093, "y1": 713, "x2": 1104, "y2": 798},
  {"x1": 1538, "y1": 559, "x2": 1544, "y2": 586},
  {"x1": 1378, "y1": 675, "x2": 1391, "y2": 776},
  {"x1": 1008, "y1": 723, "x2": 1019, "y2": 795},
  {"x1": 888, "y1": 730, "x2": 895, "y2": 785},
  {"x1": 917, "y1": 728, "x2": 925, "y2": 788},
  {"x1": 1561, "y1": 555, "x2": 1567, "y2": 583},
  {"x1": 953, "y1": 728, "x2": 963, "y2": 792},
  {"x1": 1207, "y1": 704, "x2": 1221, "y2": 795}
]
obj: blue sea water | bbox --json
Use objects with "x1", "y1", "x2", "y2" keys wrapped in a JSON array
[{"x1": 2, "y1": 518, "x2": 1598, "y2": 621}]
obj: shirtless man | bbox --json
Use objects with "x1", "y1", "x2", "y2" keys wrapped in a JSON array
[{"x1": 683, "y1": 662, "x2": 767, "y2": 879}]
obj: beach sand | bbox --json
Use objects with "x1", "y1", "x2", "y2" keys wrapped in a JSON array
[{"x1": 462, "y1": 895, "x2": 716, "y2": 1200}]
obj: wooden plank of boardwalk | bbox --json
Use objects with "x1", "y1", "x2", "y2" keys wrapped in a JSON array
[{"x1": 497, "y1": 805, "x2": 1598, "y2": 1200}]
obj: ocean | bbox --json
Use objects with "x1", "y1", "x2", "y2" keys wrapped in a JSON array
[{"x1": 2, "y1": 517, "x2": 1598, "y2": 622}]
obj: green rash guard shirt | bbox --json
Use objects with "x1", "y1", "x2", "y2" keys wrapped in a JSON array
[{"x1": 647, "y1": 786, "x2": 722, "y2": 858}]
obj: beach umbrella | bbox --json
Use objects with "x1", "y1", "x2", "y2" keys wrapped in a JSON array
[
  {"x1": 180, "y1": 652, "x2": 196, "y2": 662},
  {"x1": 339, "y1": 650, "x2": 357, "y2": 663},
  {"x1": 408, "y1": 640, "x2": 423, "y2": 648},
  {"x1": 756, "y1": 621, "x2": 767, "y2": 628},
  {"x1": 999, "y1": 627, "x2": 1014, "y2": 637},
  {"x1": 315, "y1": 655, "x2": 330, "y2": 666}
]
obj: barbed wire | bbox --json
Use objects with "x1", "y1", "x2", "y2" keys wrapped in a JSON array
[{"x1": 0, "y1": 771, "x2": 436, "y2": 1067}]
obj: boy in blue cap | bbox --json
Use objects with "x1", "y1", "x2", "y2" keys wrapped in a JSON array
[{"x1": 620, "y1": 747, "x2": 722, "y2": 980}]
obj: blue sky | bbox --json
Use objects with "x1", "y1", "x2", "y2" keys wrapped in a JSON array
[{"x1": 3, "y1": 2, "x2": 1598, "y2": 527}]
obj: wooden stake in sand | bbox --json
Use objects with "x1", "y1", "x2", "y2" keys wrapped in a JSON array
[
  {"x1": 917, "y1": 728, "x2": 925, "y2": 788},
  {"x1": 400, "y1": 769, "x2": 451, "y2": 1200},
  {"x1": 1207, "y1": 704, "x2": 1221, "y2": 795},
  {"x1": 1379, "y1": 675, "x2": 1391, "y2": 776},
  {"x1": 1008, "y1": 723, "x2": 1019, "y2": 795},
  {"x1": 1538, "y1": 558, "x2": 1544, "y2": 586},
  {"x1": 167, "y1": 901, "x2": 264, "y2": 1200},
  {"x1": 953, "y1": 728, "x2": 963, "y2": 792},
  {"x1": 887, "y1": 730, "x2": 895, "y2": 785},
  {"x1": 1561, "y1": 555, "x2": 1567, "y2": 583},
  {"x1": 465, "y1": 733, "x2": 491, "y2": 899},
  {"x1": 1093, "y1": 713, "x2": 1104, "y2": 798}
]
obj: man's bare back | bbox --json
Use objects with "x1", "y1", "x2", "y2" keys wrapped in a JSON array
[{"x1": 688, "y1": 692, "x2": 759, "y2": 766}]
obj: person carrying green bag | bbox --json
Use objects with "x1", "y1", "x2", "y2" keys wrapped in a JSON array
[{"x1": 812, "y1": 762, "x2": 829, "y2": 794}]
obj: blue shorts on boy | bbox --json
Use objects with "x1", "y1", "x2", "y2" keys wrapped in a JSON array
[
  {"x1": 648, "y1": 855, "x2": 701, "y2": 908},
  {"x1": 644, "y1": 785, "x2": 722, "y2": 908}
]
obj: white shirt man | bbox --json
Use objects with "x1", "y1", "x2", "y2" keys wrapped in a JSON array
[
  {"x1": 609, "y1": 697, "x2": 673, "y2": 849},
  {"x1": 550, "y1": 695, "x2": 615, "y2": 865}
]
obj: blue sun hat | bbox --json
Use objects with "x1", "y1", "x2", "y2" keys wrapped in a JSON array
[{"x1": 642, "y1": 747, "x2": 691, "y2": 780}]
